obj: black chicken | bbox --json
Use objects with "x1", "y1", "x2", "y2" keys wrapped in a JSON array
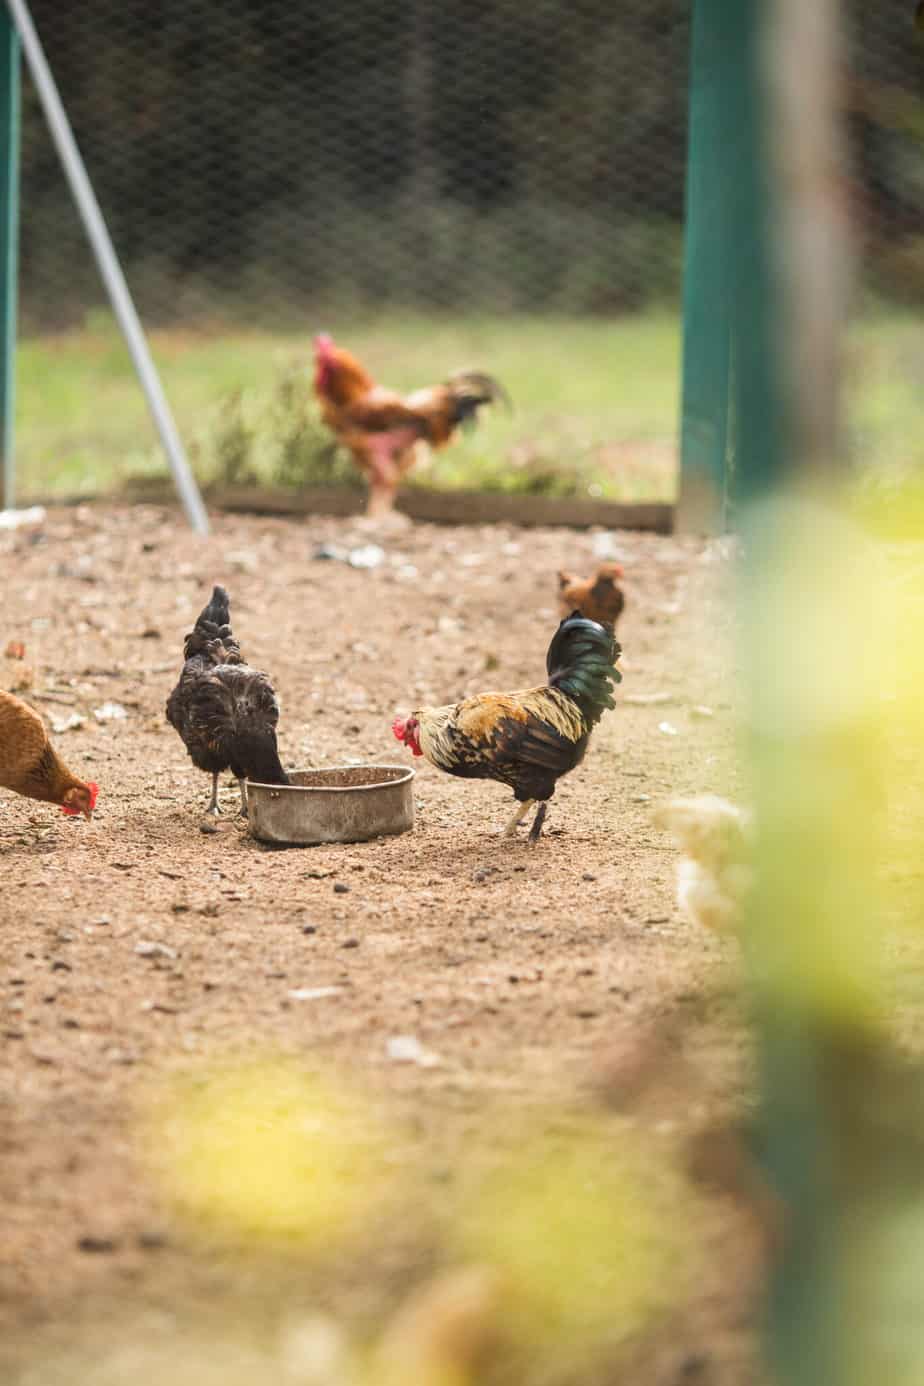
[{"x1": 166, "y1": 585, "x2": 289, "y2": 821}]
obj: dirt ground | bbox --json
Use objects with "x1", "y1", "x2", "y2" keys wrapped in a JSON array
[{"x1": 0, "y1": 504, "x2": 761, "y2": 1384}]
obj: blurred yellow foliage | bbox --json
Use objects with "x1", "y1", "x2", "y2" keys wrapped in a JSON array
[
  {"x1": 141, "y1": 1064, "x2": 684, "y2": 1380},
  {"x1": 144, "y1": 1057, "x2": 393, "y2": 1249},
  {"x1": 451, "y1": 1120, "x2": 682, "y2": 1364},
  {"x1": 742, "y1": 489, "x2": 924, "y2": 1025}
]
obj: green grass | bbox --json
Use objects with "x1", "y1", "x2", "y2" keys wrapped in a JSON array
[
  {"x1": 15, "y1": 313, "x2": 681, "y2": 503},
  {"x1": 14, "y1": 310, "x2": 924, "y2": 504}
]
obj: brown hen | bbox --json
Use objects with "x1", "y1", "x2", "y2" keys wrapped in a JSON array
[
  {"x1": 0, "y1": 690, "x2": 97, "y2": 818},
  {"x1": 557, "y1": 562, "x2": 625, "y2": 628}
]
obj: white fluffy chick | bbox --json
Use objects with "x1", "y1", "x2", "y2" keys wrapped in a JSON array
[{"x1": 653, "y1": 795, "x2": 752, "y2": 933}]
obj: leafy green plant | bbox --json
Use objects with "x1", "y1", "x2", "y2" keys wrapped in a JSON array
[
  {"x1": 266, "y1": 371, "x2": 358, "y2": 490},
  {"x1": 203, "y1": 370, "x2": 360, "y2": 492},
  {"x1": 415, "y1": 438, "x2": 613, "y2": 499},
  {"x1": 211, "y1": 388, "x2": 257, "y2": 487}
]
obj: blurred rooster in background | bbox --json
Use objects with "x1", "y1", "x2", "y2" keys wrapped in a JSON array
[
  {"x1": 0, "y1": 689, "x2": 97, "y2": 819},
  {"x1": 166, "y1": 585, "x2": 289, "y2": 822},
  {"x1": 393, "y1": 614, "x2": 620, "y2": 842},
  {"x1": 557, "y1": 562, "x2": 626, "y2": 628},
  {"x1": 313, "y1": 333, "x2": 510, "y2": 516}
]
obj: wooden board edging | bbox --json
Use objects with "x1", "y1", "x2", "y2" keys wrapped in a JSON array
[
  {"x1": 29, "y1": 483, "x2": 675, "y2": 533},
  {"x1": 138, "y1": 484, "x2": 674, "y2": 532}
]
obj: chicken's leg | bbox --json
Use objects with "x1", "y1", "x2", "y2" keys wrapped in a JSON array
[
  {"x1": 527, "y1": 802, "x2": 548, "y2": 844},
  {"x1": 366, "y1": 482, "x2": 397, "y2": 518},
  {"x1": 364, "y1": 438, "x2": 401, "y2": 517},
  {"x1": 502, "y1": 799, "x2": 534, "y2": 837},
  {"x1": 204, "y1": 771, "x2": 220, "y2": 817},
  {"x1": 237, "y1": 776, "x2": 249, "y2": 818}
]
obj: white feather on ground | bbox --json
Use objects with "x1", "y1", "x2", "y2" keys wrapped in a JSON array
[{"x1": 653, "y1": 795, "x2": 752, "y2": 934}]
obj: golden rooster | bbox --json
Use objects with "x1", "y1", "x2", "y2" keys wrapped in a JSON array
[
  {"x1": 393, "y1": 614, "x2": 621, "y2": 842},
  {"x1": 313, "y1": 333, "x2": 509, "y2": 516}
]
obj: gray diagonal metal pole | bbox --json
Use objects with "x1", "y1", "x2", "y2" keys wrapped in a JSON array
[
  {"x1": 6, "y1": 0, "x2": 209, "y2": 534},
  {"x1": 0, "y1": 7, "x2": 19, "y2": 512}
]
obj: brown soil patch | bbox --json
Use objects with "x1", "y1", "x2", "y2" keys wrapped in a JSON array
[{"x1": 0, "y1": 505, "x2": 760, "y2": 1384}]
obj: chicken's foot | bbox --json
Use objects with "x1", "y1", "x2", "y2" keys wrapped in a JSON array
[
  {"x1": 237, "y1": 776, "x2": 249, "y2": 819},
  {"x1": 502, "y1": 799, "x2": 534, "y2": 837},
  {"x1": 527, "y1": 802, "x2": 548, "y2": 844},
  {"x1": 366, "y1": 483, "x2": 398, "y2": 518},
  {"x1": 204, "y1": 771, "x2": 220, "y2": 817}
]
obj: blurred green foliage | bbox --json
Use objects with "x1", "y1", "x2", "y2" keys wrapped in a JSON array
[
  {"x1": 205, "y1": 377, "x2": 360, "y2": 492},
  {"x1": 20, "y1": 1, "x2": 690, "y2": 325},
  {"x1": 18, "y1": 2, "x2": 924, "y2": 325},
  {"x1": 741, "y1": 489, "x2": 924, "y2": 1386},
  {"x1": 743, "y1": 498, "x2": 888, "y2": 1027}
]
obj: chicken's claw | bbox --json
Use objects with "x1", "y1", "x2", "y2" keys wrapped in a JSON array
[{"x1": 527, "y1": 802, "x2": 548, "y2": 844}]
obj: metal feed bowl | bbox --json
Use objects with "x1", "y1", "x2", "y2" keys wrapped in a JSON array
[{"x1": 247, "y1": 765, "x2": 415, "y2": 846}]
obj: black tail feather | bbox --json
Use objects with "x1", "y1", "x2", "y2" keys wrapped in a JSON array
[
  {"x1": 183, "y1": 585, "x2": 239, "y2": 662},
  {"x1": 196, "y1": 585, "x2": 231, "y2": 632},
  {"x1": 546, "y1": 612, "x2": 621, "y2": 727},
  {"x1": 230, "y1": 730, "x2": 290, "y2": 786},
  {"x1": 445, "y1": 371, "x2": 512, "y2": 430}
]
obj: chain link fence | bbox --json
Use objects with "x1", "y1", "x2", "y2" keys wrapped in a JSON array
[{"x1": 16, "y1": 1, "x2": 921, "y2": 332}]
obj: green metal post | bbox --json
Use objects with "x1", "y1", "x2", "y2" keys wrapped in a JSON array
[
  {"x1": 729, "y1": 3, "x2": 855, "y2": 1384},
  {"x1": 724, "y1": 3, "x2": 787, "y2": 511},
  {"x1": 678, "y1": 0, "x2": 786, "y2": 529},
  {"x1": 678, "y1": 0, "x2": 733, "y2": 530},
  {"x1": 0, "y1": 5, "x2": 19, "y2": 511}
]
